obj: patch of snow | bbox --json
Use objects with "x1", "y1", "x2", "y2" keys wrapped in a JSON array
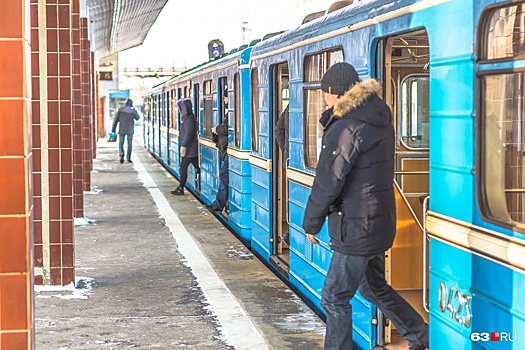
[
  {"x1": 35, "y1": 277, "x2": 95, "y2": 300},
  {"x1": 74, "y1": 217, "x2": 97, "y2": 226}
]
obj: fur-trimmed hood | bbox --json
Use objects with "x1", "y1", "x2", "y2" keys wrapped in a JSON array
[{"x1": 332, "y1": 78, "x2": 391, "y2": 127}]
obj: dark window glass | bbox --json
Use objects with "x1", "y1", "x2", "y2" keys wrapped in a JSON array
[
  {"x1": 251, "y1": 69, "x2": 259, "y2": 152},
  {"x1": 234, "y1": 73, "x2": 241, "y2": 147},
  {"x1": 203, "y1": 80, "x2": 213, "y2": 139}
]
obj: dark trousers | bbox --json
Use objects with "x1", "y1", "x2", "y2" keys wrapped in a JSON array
[
  {"x1": 211, "y1": 156, "x2": 229, "y2": 210},
  {"x1": 322, "y1": 252, "x2": 428, "y2": 350},
  {"x1": 179, "y1": 156, "x2": 199, "y2": 188},
  {"x1": 118, "y1": 134, "x2": 133, "y2": 160}
]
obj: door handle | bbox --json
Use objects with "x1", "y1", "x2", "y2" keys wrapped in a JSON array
[{"x1": 422, "y1": 195, "x2": 430, "y2": 313}]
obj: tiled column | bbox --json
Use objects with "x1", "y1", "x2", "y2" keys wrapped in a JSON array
[
  {"x1": 31, "y1": 0, "x2": 75, "y2": 287},
  {"x1": 91, "y1": 52, "x2": 98, "y2": 158},
  {"x1": 71, "y1": 0, "x2": 83, "y2": 218},
  {"x1": 81, "y1": 18, "x2": 92, "y2": 192},
  {"x1": 0, "y1": 0, "x2": 34, "y2": 348}
]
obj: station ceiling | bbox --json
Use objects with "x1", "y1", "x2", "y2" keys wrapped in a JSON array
[{"x1": 86, "y1": 0, "x2": 169, "y2": 58}]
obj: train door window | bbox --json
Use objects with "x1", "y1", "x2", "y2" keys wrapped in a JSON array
[
  {"x1": 193, "y1": 83, "x2": 200, "y2": 124},
  {"x1": 400, "y1": 75, "x2": 429, "y2": 149},
  {"x1": 480, "y1": 4, "x2": 525, "y2": 227},
  {"x1": 219, "y1": 77, "x2": 228, "y2": 123},
  {"x1": 234, "y1": 73, "x2": 241, "y2": 147},
  {"x1": 251, "y1": 68, "x2": 259, "y2": 152},
  {"x1": 203, "y1": 80, "x2": 213, "y2": 139},
  {"x1": 303, "y1": 48, "x2": 343, "y2": 169}
]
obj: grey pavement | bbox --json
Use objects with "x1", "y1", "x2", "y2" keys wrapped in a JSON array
[{"x1": 35, "y1": 139, "x2": 326, "y2": 350}]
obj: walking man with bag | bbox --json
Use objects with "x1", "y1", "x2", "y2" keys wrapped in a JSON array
[{"x1": 111, "y1": 98, "x2": 140, "y2": 163}]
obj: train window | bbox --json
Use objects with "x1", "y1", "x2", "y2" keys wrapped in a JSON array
[
  {"x1": 480, "y1": 3, "x2": 525, "y2": 227},
  {"x1": 484, "y1": 4, "x2": 525, "y2": 60},
  {"x1": 159, "y1": 94, "x2": 164, "y2": 126},
  {"x1": 152, "y1": 96, "x2": 157, "y2": 124},
  {"x1": 251, "y1": 69, "x2": 259, "y2": 152},
  {"x1": 304, "y1": 90, "x2": 326, "y2": 168},
  {"x1": 303, "y1": 48, "x2": 343, "y2": 168},
  {"x1": 164, "y1": 91, "x2": 170, "y2": 127},
  {"x1": 304, "y1": 49, "x2": 344, "y2": 83},
  {"x1": 203, "y1": 80, "x2": 213, "y2": 139},
  {"x1": 400, "y1": 75, "x2": 429, "y2": 149},
  {"x1": 481, "y1": 72, "x2": 525, "y2": 225},
  {"x1": 234, "y1": 73, "x2": 241, "y2": 148}
]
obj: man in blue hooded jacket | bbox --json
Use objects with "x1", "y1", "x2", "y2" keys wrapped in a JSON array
[{"x1": 302, "y1": 62, "x2": 428, "y2": 350}]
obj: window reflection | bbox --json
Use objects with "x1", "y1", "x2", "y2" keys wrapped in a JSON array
[
  {"x1": 400, "y1": 76, "x2": 429, "y2": 149},
  {"x1": 482, "y1": 73, "x2": 525, "y2": 224},
  {"x1": 303, "y1": 49, "x2": 343, "y2": 168},
  {"x1": 486, "y1": 5, "x2": 525, "y2": 60}
]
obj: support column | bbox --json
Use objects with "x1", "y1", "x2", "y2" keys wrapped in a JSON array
[
  {"x1": 0, "y1": 0, "x2": 34, "y2": 348},
  {"x1": 32, "y1": 0, "x2": 75, "y2": 287},
  {"x1": 72, "y1": 0, "x2": 83, "y2": 218},
  {"x1": 81, "y1": 18, "x2": 92, "y2": 192}
]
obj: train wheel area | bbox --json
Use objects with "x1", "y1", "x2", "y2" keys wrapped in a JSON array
[{"x1": 35, "y1": 139, "x2": 325, "y2": 350}]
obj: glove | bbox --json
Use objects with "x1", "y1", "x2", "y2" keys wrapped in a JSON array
[{"x1": 181, "y1": 146, "x2": 187, "y2": 157}]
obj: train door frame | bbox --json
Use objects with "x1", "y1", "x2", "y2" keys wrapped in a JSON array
[
  {"x1": 218, "y1": 76, "x2": 229, "y2": 213},
  {"x1": 193, "y1": 82, "x2": 201, "y2": 191},
  {"x1": 269, "y1": 62, "x2": 290, "y2": 276},
  {"x1": 165, "y1": 89, "x2": 171, "y2": 165},
  {"x1": 375, "y1": 28, "x2": 430, "y2": 347}
]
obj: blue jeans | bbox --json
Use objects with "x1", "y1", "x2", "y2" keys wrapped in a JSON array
[
  {"x1": 322, "y1": 252, "x2": 428, "y2": 350},
  {"x1": 211, "y1": 156, "x2": 228, "y2": 210},
  {"x1": 119, "y1": 134, "x2": 133, "y2": 161}
]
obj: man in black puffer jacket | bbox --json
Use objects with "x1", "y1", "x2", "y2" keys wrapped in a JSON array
[{"x1": 302, "y1": 62, "x2": 428, "y2": 350}]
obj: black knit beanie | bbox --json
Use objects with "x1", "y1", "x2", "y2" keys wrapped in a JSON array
[{"x1": 320, "y1": 62, "x2": 360, "y2": 96}]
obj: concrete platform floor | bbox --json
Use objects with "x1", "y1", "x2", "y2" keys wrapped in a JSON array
[{"x1": 35, "y1": 140, "x2": 326, "y2": 350}]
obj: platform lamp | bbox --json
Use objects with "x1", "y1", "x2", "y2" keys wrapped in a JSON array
[{"x1": 208, "y1": 39, "x2": 224, "y2": 60}]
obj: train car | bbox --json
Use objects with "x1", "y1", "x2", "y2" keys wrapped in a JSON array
[
  {"x1": 145, "y1": 0, "x2": 525, "y2": 348},
  {"x1": 147, "y1": 47, "x2": 254, "y2": 243}
]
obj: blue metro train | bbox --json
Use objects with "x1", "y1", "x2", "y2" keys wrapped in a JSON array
[{"x1": 143, "y1": 0, "x2": 525, "y2": 348}]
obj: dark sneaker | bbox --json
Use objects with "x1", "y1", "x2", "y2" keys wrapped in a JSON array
[
  {"x1": 127, "y1": 160, "x2": 133, "y2": 163},
  {"x1": 119, "y1": 154, "x2": 124, "y2": 164},
  {"x1": 206, "y1": 204, "x2": 221, "y2": 212},
  {"x1": 170, "y1": 187, "x2": 184, "y2": 195}
]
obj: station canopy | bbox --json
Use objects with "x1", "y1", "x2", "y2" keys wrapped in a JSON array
[{"x1": 87, "y1": 0, "x2": 169, "y2": 58}]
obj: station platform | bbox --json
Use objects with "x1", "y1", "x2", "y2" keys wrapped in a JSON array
[{"x1": 35, "y1": 138, "x2": 326, "y2": 350}]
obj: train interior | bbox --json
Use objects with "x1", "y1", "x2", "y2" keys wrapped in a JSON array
[
  {"x1": 379, "y1": 29, "x2": 430, "y2": 348},
  {"x1": 272, "y1": 62, "x2": 291, "y2": 274}
]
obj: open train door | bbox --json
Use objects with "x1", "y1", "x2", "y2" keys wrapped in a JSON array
[
  {"x1": 269, "y1": 62, "x2": 290, "y2": 276},
  {"x1": 375, "y1": 29, "x2": 430, "y2": 348}
]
